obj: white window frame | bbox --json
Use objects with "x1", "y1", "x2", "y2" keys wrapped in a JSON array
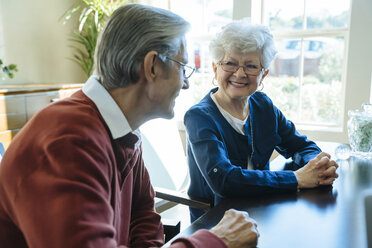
[{"x1": 234, "y1": 0, "x2": 372, "y2": 144}]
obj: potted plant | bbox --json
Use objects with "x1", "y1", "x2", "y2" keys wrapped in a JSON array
[
  {"x1": 60, "y1": 0, "x2": 128, "y2": 77},
  {"x1": 0, "y1": 59, "x2": 18, "y2": 79}
]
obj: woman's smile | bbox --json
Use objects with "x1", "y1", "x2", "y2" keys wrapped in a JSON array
[{"x1": 228, "y1": 80, "x2": 249, "y2": 88}]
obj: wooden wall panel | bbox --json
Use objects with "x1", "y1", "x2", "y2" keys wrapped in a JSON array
[
  {"x1": 0, "y1": 85, "x2": 81, "y2": 151},
  {"x1": 25, "y1": 91, "x2": 61, "y2": 121},
  {"x1": 0, "y1": 129, "x2": 20, "y2": 150},
  {"x1": 0, "y1": 113, "x2": 27, "y2": 131},
  {"x1": 0, "y1": 95, "x2": 25, "y2": 115}
]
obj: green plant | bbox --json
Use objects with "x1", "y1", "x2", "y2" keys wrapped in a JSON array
[
  {"x1": 60, "y1": 0, "x2": 128, "y2": 77},
  {"x1": 0, "y1": 59, "x2": 18, "y2": 79}
]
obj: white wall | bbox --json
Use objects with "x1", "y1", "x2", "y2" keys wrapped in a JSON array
[{"x1": 0, "y1": 0, "x2": 86, "y2": 84}]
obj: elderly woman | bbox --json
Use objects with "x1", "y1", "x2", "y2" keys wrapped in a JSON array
[{"x1": 184, "y1": 20, "x2": 339, "y2": 221}]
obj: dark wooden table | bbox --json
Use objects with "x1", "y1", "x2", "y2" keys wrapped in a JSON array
[{"x1": 165, "y1": 142, "x2": 372, "y2": 248}]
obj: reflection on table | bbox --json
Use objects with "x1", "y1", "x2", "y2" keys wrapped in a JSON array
[{"x1": 165, "y1": 142, "x2": 372, "y2": 248}]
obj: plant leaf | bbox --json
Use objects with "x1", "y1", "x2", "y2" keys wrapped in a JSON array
[
  {"x1": 61, "y1": 0, "x2": 129, "y2": 77},
  {"x1": 8, "y1": 64, "x2": 17, "y2": 70},
  {"x1": 79, "y1": 8, "x2": 93, "y2": 32},
  {"x1": 59, "y1": 1, "x2": 81, "y2": 23}
]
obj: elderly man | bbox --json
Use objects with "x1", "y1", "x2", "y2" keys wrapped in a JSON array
[{"x1": 0, "y1": 3, "x2": 258, "y2": 248}]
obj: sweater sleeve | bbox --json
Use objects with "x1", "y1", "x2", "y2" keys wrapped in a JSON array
[
  {"x1": 170, "y1": 230, "x2": 228, "y2": 248},
  {"x1": 7, "y1": 134, "x2": 122, "y2": 248},
  {"x1": 185, "y1": 108, "x2": 298, "y2": 198},
  {"x1": 129, "y1": 148, "x2": 228, "y2": 248}
]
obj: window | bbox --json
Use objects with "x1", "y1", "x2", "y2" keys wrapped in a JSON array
[
  {"x1": 164, "y1": 0, "x2": 351, "y2": 129},
  {"x1": 140, "y1": 0, "x2": 372, "y2": 143},
  {"x1": 261, "y1": 0, "x2": 350, "y2": 128},
  {"x1": 166, "y1": 0, "x2": 234, "y2": 122}
]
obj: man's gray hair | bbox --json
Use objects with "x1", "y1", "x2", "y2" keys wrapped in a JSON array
[
  {"x1": 209, "y1": 20, "x2": 277, "y2": 70},
  {"x1": 95, "y1": 4, "x2": 190, "y2": 89}
]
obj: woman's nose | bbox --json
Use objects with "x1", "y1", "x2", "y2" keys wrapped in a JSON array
[{"x1": 234, "y1": 66, "x2": 247, "y2": 77}]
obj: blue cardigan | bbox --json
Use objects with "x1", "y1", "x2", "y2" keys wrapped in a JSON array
[{"x1": 184, "y1": 88, "x2": 321, "y2": 221}]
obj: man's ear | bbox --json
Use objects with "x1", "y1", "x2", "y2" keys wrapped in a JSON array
[{"x1": 143, "y1": 51, "x2": 159, "y2": 83}]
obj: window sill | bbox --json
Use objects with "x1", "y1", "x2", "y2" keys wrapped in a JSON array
[
  {"x1": 296, "y1": 124, "x2": 343, "y2": 133},
  {"x1": 297, "y1": 124, "x2": 347, "y2": 143}
]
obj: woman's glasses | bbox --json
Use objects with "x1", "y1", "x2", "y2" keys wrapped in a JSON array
[{"x1": 217, "y1": 61, "x2": 264, "y2": 76}]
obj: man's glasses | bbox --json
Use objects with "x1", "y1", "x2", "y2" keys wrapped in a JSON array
[
  {"x1": 165, "y1": 57, "x2": 195, "y2": 79},
  {"x1": 217, "y1": 61, "x2": 264, "y2": 76}
]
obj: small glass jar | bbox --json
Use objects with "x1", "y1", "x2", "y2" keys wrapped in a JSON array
[{"x1": 347, "y1": 103, "x2": 372, "y2": 158}]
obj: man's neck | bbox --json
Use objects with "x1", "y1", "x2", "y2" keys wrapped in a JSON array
[{"x1": 107, "y1": 82, "x2": 151, "y2": 131}]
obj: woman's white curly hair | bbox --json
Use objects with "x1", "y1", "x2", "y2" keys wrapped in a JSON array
[{"x1": 209, "y1": 19, "x2": 277, "y2": 70}]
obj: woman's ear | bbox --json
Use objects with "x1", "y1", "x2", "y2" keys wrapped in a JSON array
[
  {"x1": 212, "y1": 61, "x2": 218, "y2": 79},
  {"x1": 143, "y1": 51, "x2": 159, "y2": 83},
  {"x1": 261, "y1": 69, "x2": 269, "y2": 81}
]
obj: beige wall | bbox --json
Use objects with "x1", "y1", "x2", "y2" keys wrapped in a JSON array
[{"x1": 0, "y1": 0, "x2": 86, "y2": 84}]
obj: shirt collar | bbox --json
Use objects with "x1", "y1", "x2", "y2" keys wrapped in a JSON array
[{"x1": 82, "y1": 75, "x2": 132, "y2": 139}]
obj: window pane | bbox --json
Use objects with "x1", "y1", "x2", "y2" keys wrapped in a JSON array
[
  {"x1": 169, "y1": 0, "x2": 233, "y2": 121},
  {"x1": 174, "y1": 40, "x2": 215, "y2": 121},
  {"x1": 264, "y1": 76, "x2": 300, "y2": 122},
  {"x1": 263, "y1": 0, "x2": 350, "y2": 127},
  {"x1": 170, "y1": 0, "x2": 204, "y2": 33},
  {"x1": 265, "y1": 36, "x2": 345, "y2": 125},
  {"x1": 264, "y1": 0, "x2": 351, "y2": 31},
  {"x1": 272, "y1": 38, "x2": 302, "y2": 77},
  {"x1": 170, "y1": 0, "x2": 232, "y2": 34},
  {"x1": 300, "y1": 37, "x2": 345, "y2": 124},
  {"x1": 264, "y1": 0, "x2": 305, "y2": 31},
  {"x1": 266, "y1": 38, "x2": 301, "y2": 121},
  {"x1": 306, "y1": 0, "x2": 351, "y2": 29}
]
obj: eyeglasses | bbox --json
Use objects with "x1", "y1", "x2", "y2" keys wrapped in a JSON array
[
  {"x1": 217, "y1": 61, "x2": 264, "y2": 76},
  {"x1": 165, "y1": 57, "x2": 196, "y2": 79}
]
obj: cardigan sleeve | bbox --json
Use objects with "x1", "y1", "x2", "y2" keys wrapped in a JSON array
[{"x1": 185, "y1": 108, "x2": 298, "y2": 198}]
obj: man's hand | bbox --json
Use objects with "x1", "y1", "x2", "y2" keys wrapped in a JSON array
[
  {"x1": 210, "y1": 209, "x2": 259, "y2": 248},
  {"x1": 294, "y1": 152, "x2": 339, "y2": 189}
]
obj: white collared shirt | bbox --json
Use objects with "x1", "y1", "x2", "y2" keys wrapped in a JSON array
[{"x1": 82, "y1": 76, "x2": 137, "y2": 140}]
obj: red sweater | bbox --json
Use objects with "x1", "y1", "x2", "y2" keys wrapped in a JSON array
[{"x1": 0, "y1": 90, "x2": 226, "y2": 248}]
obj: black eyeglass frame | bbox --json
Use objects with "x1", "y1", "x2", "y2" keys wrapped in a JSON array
[{"x1": 217, "y1": 61, "x2": 265, "y2": 76}]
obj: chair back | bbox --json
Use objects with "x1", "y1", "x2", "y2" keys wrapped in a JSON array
[
  {"x1": 0, "y1": 142, "x2": 5, "y2": 163},
  {"x1": 140, "y1": 119, "x2": 189, "y2": 192}
]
